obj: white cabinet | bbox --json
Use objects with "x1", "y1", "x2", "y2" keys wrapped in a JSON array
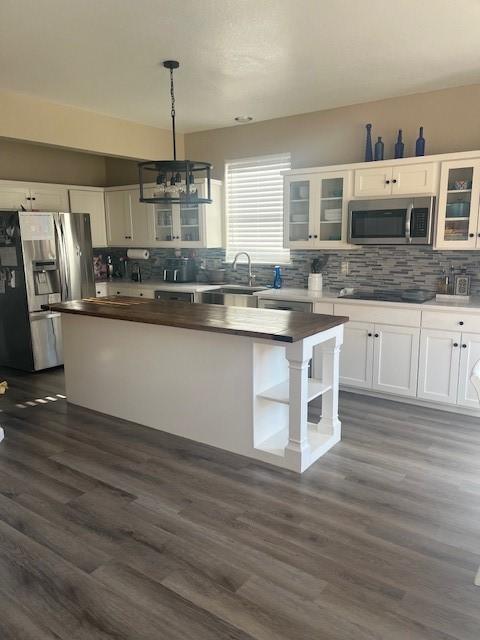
[
  {"x1": 435, "y1": 160, "x2": 480, "y2": 250},
  {"x1": 95, "y1": 282, "x2": 109, "y2": 298},
  {"x1": 417, "y1": 329, "x2": 461, "y2": 404},
  {"x1": 340, "y1": 321, "x2": 420, "y2": 397},
  {"x1": 284, "y1": 171, "x2": 352, "y2": 249},
  {"x1": 354, "y1": 163, "x2": 436, "y2": 197},
  {"x1": 148, "y1": 179, "x2": 222, "y2": 248},
  {"x1": 69, "y1": 189, "x2": 107, "y2": 247},
  {"x1": 105, "y1": 189, "x2": 150, "y2": 247},
  {"x1": 0, "y1": 182, "x2": 69, "y2": 211},
  {"x1": 29, "y1": 186, "x2": 70, "y2": 211},
  {"x1": 457, "y1": 333, "x2": 480, "y2": 409},
  {"x1": 340, "y1": 321, "x2": 374, "y2": 388},
  {"x1": 372, "y1": 325, "x2": 420, "y2": 397}
]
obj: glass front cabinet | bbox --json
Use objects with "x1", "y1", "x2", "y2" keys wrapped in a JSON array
[
  {"x1": 435, "y1": 160, "x2": 480, "y2": 249},
  {"x1": 284, "y1": 171, "x2": 352, "y2": 249}
]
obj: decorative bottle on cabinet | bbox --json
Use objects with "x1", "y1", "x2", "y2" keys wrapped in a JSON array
[
  {"x1": 364, "y1": 124, "x2": 373, "y2": 162},
  {"x1": 374, "y1": 136, "x2": 384, "y2": 161},
  {"x1": 273, "y1": 265, "x2": 282, "y2": 289},
  {"x1": 394, "y1": 129, "x2": 404, "y2": 159},
  {"x1": 415, "y1": 127, "x2": 425, "y2": 156}
]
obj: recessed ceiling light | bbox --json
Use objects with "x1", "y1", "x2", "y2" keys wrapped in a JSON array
[{"x1": 234, "y1": 116, "x2": 253, "y2": 123}]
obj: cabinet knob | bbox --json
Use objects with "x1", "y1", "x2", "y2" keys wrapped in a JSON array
[
  {"x1": 469, "y1": 233, "x2": 474, "y2": 238},
  {"x1": 313, "y1": 234, "x2": 318, "y2": 239},
  {"x1": 459, "y1": 321, "x2": 464, "y2": 325},
  {"x1": 392, "y1": 179, "x2": 397, "y2": 184},
  {"x1": 385, "y1": 180, "x2": 390, "y2": 185},
  {"x1": 367, "y1": 333, "x2": 372, "y2": 337},
  {"x1": 462, "y1": 343, "x2": 467, "y2": 348},
  {"x1": 308, "y1": 234, "x2": 312, "y2": 239},
  {"x1": 453, "y1": 342, "x2": 459, "y2": 347},
  {"x1": 374, "y1": 333, "x2": 379, "y2": 338},
  {"x1": 140, "y1": 293, "x2": 143, "y2": 296}
]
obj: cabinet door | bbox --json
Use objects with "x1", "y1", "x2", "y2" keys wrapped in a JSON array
[
  {"x1": 0, "y1": 186, "x2": 30, "y2": 210},
  {"x1": 179, "y1": 201, "x2": 203, "y2": 247},
  {"x1": 435, "y1": 161, "x2": 480, "y2": 249},
  {"x1": 354, "y1": 167, "x2": 392, "y2": 197},
  {"x1": 417, "y1": 329, "x2": 461, "y2": 404},
  {"x1": 372, "y1": 324, "x2": 420, "y2": 397},
  {"x1": 95, "y1": 283, "x2": 109, "y2": 298},
  {"x1": 457, "y1": 333, "x2": 480, "y2": 409},
  {"x1": 29, "y1": 187, "x2": 69, "y2": 211},
  {"x1": 105, "y1": 191, "x2": 133, "y2": 245},
  {"x1": 69, "y1": 190, "x2": 107, "y2": 248},
  {"x1": 284, "y1": 176, "x2": 316, "y2": 248},
  {"x1": 391, "y1": 163, "x2": 436, "y2": 195},
  {"x1": 340, "y1": 321, "x2": 374, "y2": 389},
  {"x1": 315, "y1": 172, "x2": 350, "y2": 246},
  {"x1": 128, "y1": 189, "x2": 151, "y2": 246},
  {"x1": 152, "y1": 202, "x2": 176, "y2": 246}
]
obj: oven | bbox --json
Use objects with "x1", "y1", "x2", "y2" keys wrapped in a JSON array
[{"x1": 348, "y1": 196, "x2": 435, "y2": 245}]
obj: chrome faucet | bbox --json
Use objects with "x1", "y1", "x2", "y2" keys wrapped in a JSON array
[{"x1": 232, "y1": 252, "x2": 256, "y2": 286}]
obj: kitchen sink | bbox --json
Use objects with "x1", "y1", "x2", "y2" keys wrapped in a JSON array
[{"x1": 200, "y1": 285, "x2": 268, "y2": 308}]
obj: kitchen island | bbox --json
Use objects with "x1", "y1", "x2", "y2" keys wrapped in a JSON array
[{"x1": 50, "y1": 297, "x2": 348, "y2": 473}]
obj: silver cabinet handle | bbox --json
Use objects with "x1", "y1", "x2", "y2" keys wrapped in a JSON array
[{"x1": 405, "y1": 202, "x2": 414, "y2": 244}]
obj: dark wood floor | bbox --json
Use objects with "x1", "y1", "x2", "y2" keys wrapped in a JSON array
[{"x1": 0, "y1": 367, "x2": 479, "y2": 640}]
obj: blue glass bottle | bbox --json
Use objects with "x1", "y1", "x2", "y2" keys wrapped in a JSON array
[
  {"x1": 273, "y1": 265, "x2": 282, "y2": 289},
  {"x1": 374, "y1": 136, "x2": 384, "y2": 161},
  {"x1": 415, "y1": 126, "x2": 425, "y2": 156},
  {"x1": 364, "y1": 124, "x2": 373, "y2": 162},
  {"x1": 394, "y1": 129, "x2": 404, "y2": 159}
]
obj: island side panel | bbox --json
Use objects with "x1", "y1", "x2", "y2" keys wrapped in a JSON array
[{"x1": 61, "y1": 314, "x2": 258, "y2": 457}]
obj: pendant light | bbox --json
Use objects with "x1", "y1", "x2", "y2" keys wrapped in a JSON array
[{"x1": 138, "y1": 60, "x2": 212, "y2": 204}]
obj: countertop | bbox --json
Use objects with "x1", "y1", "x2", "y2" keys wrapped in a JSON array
[
  {"x1": 254, "y1": 288, "x2": 480, "y2": 313},
  {"x1": 50, "y1": 296, "x2": 348, "y2": 343},
  {"x1": 95, "y1": 279, "x2": 221, "y2": 293}
]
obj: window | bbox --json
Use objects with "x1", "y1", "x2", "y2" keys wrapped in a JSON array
[{"x1": 225, "y1": 153, "x2": 291, "y2": 264}]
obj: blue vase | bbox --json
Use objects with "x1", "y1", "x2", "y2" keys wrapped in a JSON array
[
  {"x1": 364, "y1": 124, "x2": 373, "y2": 162},
  {"x1": 273, "y1": 265, "x2": 282, "y2": 289},
  {"x1": 374, "y1": 136, "x2": 384, "y2": 161},
  {"x1": 394, "y1": 129, "x2": 404, "y2": 159},
  {"x1": 415, "y1": 126, "x2": 425, "y2": 156}
]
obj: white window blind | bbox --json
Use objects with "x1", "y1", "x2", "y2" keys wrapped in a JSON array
[{"x1": 225, "y1": 153, "x2": 291, "y2": 264}]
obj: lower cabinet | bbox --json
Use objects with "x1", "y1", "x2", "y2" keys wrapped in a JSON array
[
  {"x1": 457, "y1": 333, "x2": 480, "y2": 409},
  {"x1": 372, "y1": 325, "x2": 420, "y2": 397},
  {"x1": 340, "y1": 322, "x2": 420, "y2": 397},
  {"x1": 417, "y1": 329, "x2": 461, "y2": 404}
]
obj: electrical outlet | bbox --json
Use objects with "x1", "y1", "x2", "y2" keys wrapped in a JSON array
[{"x1": 341, "y1": 260, "x2": 350, "y2": 276}]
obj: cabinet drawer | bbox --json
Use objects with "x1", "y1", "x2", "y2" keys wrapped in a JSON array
[
  {"x1": 313, "y1": 302, "x2": 334, "y2": 315},
  {"x1": 421, "y1": 311, "x2": 479, "y2": 332},
  {"x1": 334, "y1": 303, "x2": 421, "y2": 327}
]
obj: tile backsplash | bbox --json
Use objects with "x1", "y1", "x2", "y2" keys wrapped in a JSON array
[{"x1": 94, "y1": 246, "x2": 480, "y2": 295}]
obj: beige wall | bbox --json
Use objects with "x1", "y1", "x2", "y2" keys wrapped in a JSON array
[
  {"x1": 104, "y1": 157, "x2": 143, "y2": 187},
  {"x1": 0, "y1": 90, "x2": 184, "y2": 160},
  {"x1": 185, "y1": 84, "x2": 480, "y2": 179},
  {"x1": 0, "y1": 139, "x2": 109, "y2": 186}
]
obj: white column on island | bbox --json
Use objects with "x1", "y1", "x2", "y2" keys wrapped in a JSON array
[
  {"x1": 284, "y1": 338, "x2": 312, "y2": 469},
  {"x1": 318, "y1": 334, "x2": 343, "y2": 436}
]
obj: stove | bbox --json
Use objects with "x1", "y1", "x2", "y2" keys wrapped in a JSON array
[{"x1": 340, "y1": 290, "x2": 435, "y2": 304}]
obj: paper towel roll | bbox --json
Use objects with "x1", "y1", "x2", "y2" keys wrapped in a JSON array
[{"x1": 126, "y1": 249, "x2": 150, "y2": 261}]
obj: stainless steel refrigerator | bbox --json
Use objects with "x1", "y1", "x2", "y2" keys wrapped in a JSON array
[{"x1": 0, "y1": 211, "x2": 94, "y2": 371}]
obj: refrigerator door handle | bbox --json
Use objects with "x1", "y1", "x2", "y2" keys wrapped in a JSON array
[{"x1": 55, "y1": 215, "x2": 70, "y2": 300}]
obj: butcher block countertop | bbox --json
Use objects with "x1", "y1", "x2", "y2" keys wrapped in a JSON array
[{"x1": 50, "y1": 296, "x2": 348, "y2": 343}]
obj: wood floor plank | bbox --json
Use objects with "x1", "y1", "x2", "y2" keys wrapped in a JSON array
[{"x1": 0, "y1": 367, "x2": 479, "y2": 640}]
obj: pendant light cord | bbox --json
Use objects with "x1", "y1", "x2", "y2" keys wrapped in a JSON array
[{"x1": 170, "y1": 67, "x2": 177, "y2": 161}]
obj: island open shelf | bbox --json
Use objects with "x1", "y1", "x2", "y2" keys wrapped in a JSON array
[{"x1": 50, "y1": 297, "x2": 348, "y2": 473}]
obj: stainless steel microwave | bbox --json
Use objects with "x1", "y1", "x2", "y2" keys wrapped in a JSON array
[{"x1": 348, "y1": 196, "x2": 435, "y2": 245}]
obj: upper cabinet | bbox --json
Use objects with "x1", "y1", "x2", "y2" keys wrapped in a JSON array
[
  {"x1": 69, "y1": 189, "x2": 107, "y2": 247},
  {"x1": 105, "y1": 188, "x2": 150, "y2": 247},
  {"x1": 435, "y1": 160, "x2": 480, "y2": 250},
  {"x1": 354, "y1": 163, "x2": 436, "y2": 197},
  {"x1": 284, "y1": 171, "x2": 351, "y2": 249},
  {"x1": 148, "y1": 179, "x2": 223, "y2": 248},
  {"x1": 0, "y1": 182, "x2": 69, "y2": 211}
]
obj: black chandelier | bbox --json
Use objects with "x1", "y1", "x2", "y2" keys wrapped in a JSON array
[{"x1": 138, "y1": 60, "x2": 212, "y2": 205}]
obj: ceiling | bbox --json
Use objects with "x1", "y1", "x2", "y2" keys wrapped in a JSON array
[{"x1": 1, "y1": 0, "x2": 480, "y2": 133}]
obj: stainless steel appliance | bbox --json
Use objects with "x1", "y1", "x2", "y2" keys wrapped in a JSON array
[
  {"x1": 0, "y1": 211, "x2": 94, "y2": 371},
  {"x1": 163, "y1": 257, "x2": 197, "y2": 283},
  {"x1": 339, "y1": 289, "x2": 434, "y2": 303},
  {"x1": 257, "y1": 298, "x2": 313, "y2": 312},
  {"x1": 154, "y1": 290, "x2": 194, "y2": 302},
  {"x1": 348, "y1": 197, "x2": 435, "y2": 245}
]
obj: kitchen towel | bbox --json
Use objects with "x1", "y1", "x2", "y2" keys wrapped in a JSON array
[{"x1": 126, "y1": 249, "x2": 150, "y2": 261}]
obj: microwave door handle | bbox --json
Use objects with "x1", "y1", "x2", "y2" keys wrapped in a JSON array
[{"x1": 405, "y1": 202, "x2": 414, "y2": 244}]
